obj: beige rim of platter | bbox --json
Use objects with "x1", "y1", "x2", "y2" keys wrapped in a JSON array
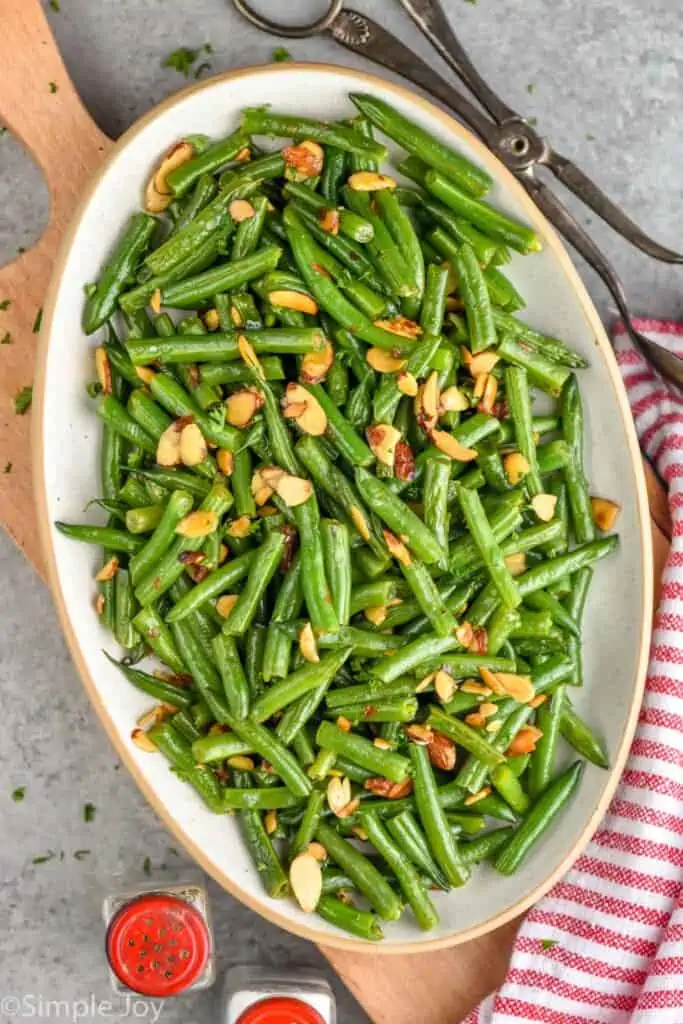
[{"x1": 32, "y1": 63, "x2": 653, "y2": 954}]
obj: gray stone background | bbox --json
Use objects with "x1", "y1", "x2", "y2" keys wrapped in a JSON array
[{"x1": 0, "y1": 1, "x2": 680, "y2": 1021}]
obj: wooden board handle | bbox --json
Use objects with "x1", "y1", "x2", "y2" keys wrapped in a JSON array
[{"x1": 0, "y1": 0, "x2": 111, "y2": 563}]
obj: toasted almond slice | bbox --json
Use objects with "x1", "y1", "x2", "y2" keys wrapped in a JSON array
[
  {"x1": 176, "y1": 509, "x2": 218, "y2": 539},
  {"x1": 364, "y1": 605, "x2": 388, "y2": 626},
  {"x1": 373, "y1": 316, "x2": 422, "y2": 339},
  {"x1": 506, "y1": 724, "x2": 543, "y2": 756},
  {"x1": 336, "y1": 796, "x2": 361, "y2": 820},
  {"x1": 251, "y1": 467, "x2": 275, "y2": 506},
  {"x1": 216, "y1": 449, "x2": 234, "y2": 476},
  {"x1": 352, "y1": 825, "x2": 369, "y2": 841},
  {"x1": 531, "y1": 493, "x2": 558, "y2": 522},
  {"x1": 235, "y1": 146, "x2": 251, "y2": 163},
  {"x1": 505, "y1": 552, "x2": 527, "y2": 576},
  {"x1": 156, "y1": 423, "x2": 182, "y2": 467},
  {"x1": 486, "y1": 720, "x2": 502, "y2": 734},
  {"x1": 289, "y1": 853, "x2": 322, "y2": 913},
  {"x1": 430, "y1": 429, "x2": 478, "y2": 462},
  {"x1": 203, "y1": 307, "x2": 220, "y2": 332},
  {"x1": 327, "y1": 775, "x2": 352, "y2": 816},
  {"x1": 131, "y1": 728, "x2": 157, "y2": 752},
  {"x1": 95, "y1": 347, "x2": 112, "y2": 395},
  {"x1": 460, "y1": 680, "x2": 493, "y2": 696},
  {"x1": 318, "y1": 208, "x2": 341, "y2": 235},
  {"x1": 283, "y1": 401, "x2": 309, "y2": 420},
  {"x1": 95, "y1": 593, "x2": 106, "y2": 616},
  {"x1": 150, "y1": 288, "x2": 162, "y2": 315},
  {"x1": 464, "y1": 787, "x2": 491, "y2": 807},
  {"x1": 257, "y1": 505, "x2": 278, "y2": 518},
  {"x1": 229, "y1": 199, "x2": 255, "y2": 222},
  {"x1": 137, "y1": 704, "x2": 175, "y2": 729},
  {"x1": 230, "y1": 304, "x2": 243, "y2": 327},
  {"x1": 383, "y1": 529, "x2": 412, "y2": 566},
  {"x1": 428, "y1": 731, "x2": 457, "y2": 771},
  {"x1": 495, "y1": 672, "x2": 535, "y2": 704},
  {"x1": 415, "y1": 672, "x2": 436, "y2": 694},
  {"x1": 478, "y1": 373, "x2": 498, "y2": 415},
  {"x1": 473, "y1": 372, "x2": 488, "y2": 401},
  {"x1": 349, "y1": 505, "x2": 371, "y2": 542},
  {"x1": 283, "y1": 140, "x2": 325, "y2": 180},
  {"x1": 404, "y1": 723, "x2": 433, "y2": 745},
  {"x1": 468, "y1": 351, "x2": 500, "y2": 377},
  {"x1": 456, "y1": 621, "x2": 474, "y2": 648},
  {"x1": 479, "y1": 667, "x2": 506, "y2": 696},
  {"x1": 478, "y1": 702, "x2": 498, "y2": 719},
  {"x1": 348, "y1": 171, "x2": 397, "y2": 191},
  {"x1": 397, "y1": 371, "x2": 419, "y2": 397},
  {"x1": 228, "y1": 755, "x2": 255, "y2": 771},
  {"x1": 179, "y1": 422, "x2": 207, "y2": 467},
  {"x1": 269, "y1": 289, "x2": 319, "y2": 315},
  {"x1": 373, "y1": 737, "x2": 393, "y2": 750},
  {"x1": 282, "y1": 382, "x2": 327, "y2": 436},
  {"x1": 264, "y1": 809, "x2": 278, "y2": 835},
  {"x1": 216, "y1": 594, "x2": 239, "y2": 619},
  {"x1": 274, "y1": 473, "x2": 314, "y2": 507},
  {"x1": 95, "y1": 556, "x2": 119, "y2": 582},
  {"x1": 529, "y1": 694, "x2": 548, "y2": 709},
  {"x1": 299, "y1": 622, "x2": 320, "y2": 663},
  {"x1": 503, "y1": 451, "x2": 530, "y2": 485},
  {"x1": 440, "y1": 385, "x2": 469, "y2": 413},
  {"x1": 218, "y1": 543, "x2": 229, "y2": 565},
  {"x1": 461, "y1": 346, "x2": 473, "y2": 369},
  {"x1": 366, "y1": 423, "x2": 402, "y2": 468},
  {"x1": 422, "y1": 371, "x2": 440, "y2": 420},
  {"x1": 135, "y1": 366, "x2": 156, "y2": 386},
  {"x1": 336, "y1": 716, "x2": 352, "y2": 733},
  {"x1": 259, "y1": 466, "x2": 286, "y2": 488},
  {"x1": 145, "y1": 177, "x2": 172, "y2": 213},
  {"x1": 153, "y1": 140, "x2": 194, "y2": 195},
  {"x1": 237, "y1": 334, "x2": 263, "y2": 376},
  {"x1": 227, "y1": 516, "x2": 252, "y2": 539},
  {"x1": 434, "y1": 669, "x2": 456, "y2": 703},
  {"x1": 366, "y1": 347, "x2": 407, "y2": 373},
  {"x1": 307, "y1": 842, "x2": 327, "y2": 862},
  {"x1": 300, "y1": 340, "x2": 334, "y2": 384},
  {"x1": 591, "y1": 496, "x2": 621, "y2": 532},
  {"x1": 465, "y1": 713, "x2": 485, "y2": 728},
  {"x1": 225, "y1": 388, "x2": 264, "y2": 428}
]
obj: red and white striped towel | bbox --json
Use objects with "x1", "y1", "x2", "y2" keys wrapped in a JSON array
[{"x1": 467, "y1": 319, "x2": 683, "y2": 1024}]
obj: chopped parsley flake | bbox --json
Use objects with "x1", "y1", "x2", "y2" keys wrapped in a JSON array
[
  {"x1": 33, "y1": 851, "x2": 56, "y2": 865},
  {"x1": 162, "y1": 45, "x2": 212, "y2": 78},
  {"x1": 74, "y1": 850, "x2": 91, "y2": 861},
  {"x1": 12, "y1": 787, "x2": 25, "y2": 802},
  {"x1": 49, "y1": 81, "x2": 58, "y2": 94},
  {"x1": 143, "y1": 856, "x2": 152, "y2": 876},
  {"x1": 83, "y1": 802, "x2": 96, "y2": 823},
  {"x1": 33, "y1": 308, "x2": 43, "y2": 333},
  {"x1": 0, "y1": 299, "x2": 11, "y2": 311},
  {"x1": 4, "y1": 462, "x2": 12, "y2": 474},
  {"x1": 1, "y1": 332, "x2": 11, "y2": 345},
  {"x1": 541, "y1": 938, "x2": 558, "y2": 950},
  {"x1": 273, "y1": 48, "x2": 292, "y2": 63},
  {"x1": 14, "y1": 386, "x2": 33, "y2": 415}
]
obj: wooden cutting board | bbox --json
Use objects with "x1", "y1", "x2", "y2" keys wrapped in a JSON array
[{"x1": 0, "y1": 2, "x2": 670, "y2": 1020}]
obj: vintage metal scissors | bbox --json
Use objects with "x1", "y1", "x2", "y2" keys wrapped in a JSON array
[{"x1": 233, "y1": 0, "x2": 683, "y2": 386}]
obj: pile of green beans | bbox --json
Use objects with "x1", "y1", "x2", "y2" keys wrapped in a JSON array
[{"x1": 60, "y1": 92, "x2": 618, "y2": 941}]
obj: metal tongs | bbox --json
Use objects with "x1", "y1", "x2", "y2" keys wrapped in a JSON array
[{"x1": 233, "y1": 0, "x2": 683, "y2": 386}]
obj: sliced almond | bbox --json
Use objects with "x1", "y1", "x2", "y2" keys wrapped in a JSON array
[
  {"x1": 428, "y1": 731, "x2": 457, "y2": 772},
  {"x1": 218, "y1": 543, "x2": 229, "y2": 565},
  {"x1": 251, "y1": 467, "x2": 275, "y2": 506},
  {"x1": 156, "y1": 423, "x2": 182, "y2": 467},
  {"x1": 283, "y1": 140, "x2": 324, "y2": 179},
  {"x1": 145, "y1": 178, "x2": 171, "y2": 214},
  {"x1": 478, "y1": 373, "x2": 498, "y2": 416},
  {"x1": 307, "y1": 842, "x2": 327, "y2": 862},
  {"x1": 529, "y1": 694, "x2": 548, "y2": 710},
  {"x1": 465, "y1": 713, "x2": 485, "y2": 728},
  {"x1": 228, "y1": 755, "x2": 255, "y2": 772},
  {"x1": 366, "y1": 347, "x2": 407, "y2": 374},
  {"x1": 503, "y1": 451, "x2": 530, "y2": 485},
  {"x1": 273, "y1": 473, "x2": 314, "y2": 507},
  {"x1": 440, "y1": 385, "x2": 469, "y2": 413},
  {"x1": 383, "y1": 529, "x2": 412, "y2": 566},
  {"x1": 299, "y1": 622, "x2": 320, "y2": 663},
  {"x1": 486, "y1": 719, "x2": 502, "y2": 734},
  {"x1": 131, "y1": 728, "x2": 157, "y2": 752},
  {"x1": 289, "y1": 853, "x2": 322, "y2": 912},
  {"x1": 95, "y1": 347, "x2": 112, "y2": 395},
  {"x1": 216, "y1": 594, "x2": 239, "y2": 619},
  {"x1": 264, "y1": 809, "x2": 278, "y2": 835},
  {"x1": 154, "y1": 140, "x2": 194, "y2": 195},
  {"x1": 373, "y1": 737, "x2": 393, "y2": 750},
  {"x1": 415, "y1": 672, "x2": 436, "y2": 694},
  {"x1": 349, "y1": 505, "x2": 371, "y2": 542},
  {"x1": 135, "y1": 366, "x2": 156, "y2": 386},
  {"x1": 531, "y1": 493, "x2": 558, "y2": 522},
  {"x1": 366, "y1": 423, "x2": 402, "y2": 468},
  {"x1": 460, "y1": 680, "x2": 493, "y2": 696},
  {"x1": 351, "y1": 825, "x2": 369, "y2": 841},
  {"x1": 505, "y1": 552, "x2": 527, "y2": 576},
  {"x1": 456, "y1": 622, "x2": 474, "y2": 648},
  {"x1": 591, "y1": 496, "x2": 621, "y2": 532},
  {"x1": 336, "y1": 716, "x2": 352, "y2": 733},
  {"x1": 373, "y1": 316, "x2": 422, "y2": 340},
  {"x1": 203, "y1": 308, "x2": 220, "y2": 332},
  {"x1": 469, "y1": 626, "x2": 488, "y2": 655},
  {"x1": 226, "y1": 388, "x2": 264, "y2": 429},
  {"x1": 179, "y1": 422, "x2": 207, "y2": 467},
  {"x1": 237, "y1": 335, "x2": 263, "y2": 376},
  {"x1": 217, "y1": 449, "x2": 234, "y2": 476},
  {"x1": 229, "y1": 199, "x2": 255, "y2": 223},
  {"x1": 496, "y1": 672, "x2": 535, "y2": 704},
  {"x1": 300, "y1": 341, "x2": 334, "y2": 384},
  {"x1": 136, "y1": 703, "x2": 176, "y2": 729},
  {"x1": 95, "y1": 593, "x2": 106, "y2": 616},
  {"x1": 348, "y1": 171, "x2": 397, "y2": 191},
  {"x1": 235, "y1": 146, "x2": 251, "y2": 164},
  {"x1": 230, "y1": 304, "x2": 244, "y2": 327},
  {"x1": 95, "y1": 556, "x2": 119, "y2": 582},
  {"x1": 312, "y1": 262, "x2": 331, "y2": 279},
  {"x1": 430, "y1": 429, "x2": 478, "y2": 462},
  {"x1": 422, "y1": 371, "x2": 440, "y2": 421},
  {"x1": 364, "y1": 777, "x2": 413, "y2": 799},
  {"x1": 397, "y1": 371, "x2": 419, "y2": 397},
  {"x1": 478, "y1": 702, "x2": 498, "y2": 719},
  {"x1": 269, "y1": 289, "x2": 319, "y2": 315},
  {"x1": 150, "y1": 288, "x2": 162, "y2": 315},
  {"x1": 337, "y1": 796, "x2": 361, "y2": 820},
  {"x1": 176, "y1": 509, "x2": 218, "y2": 539},
  {"x1": 464, "y1": 787, "x2": 491, "y2": 807},
  {"x1": 434, "y1": 669, "x2": 456, "y2": 703},
  {"x1": 473, "y1": 373, "x2": 488, "y2": 401},
  {"x1": 318, "y1": 208, "x2": 341, "y2": 235},
  {"x1": 506, "y1": 724, "x2": 543, "y2": 757},
  {"x1": 227, "y1": 516, "x2": 252, "y2": 539},
  {"x1": 468, "y1": 351, "x2": 500, "y2": 377},
  {"x1": 327, "y1": 775, "x2": 352, "y2": 817},
  {"x1": 282, "y1": 382, "x2": 327, "y2": 436},
  {"x1": 404, "y1": 723, "x2": 433, "y2": 746},
  {"x1": 364, "y1": 605, "x2": 388, "y2": 626}
]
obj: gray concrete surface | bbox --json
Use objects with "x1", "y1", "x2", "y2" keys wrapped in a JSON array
[{"x1": 0, "y1": 1, "x2": 681, "y2": 1021}]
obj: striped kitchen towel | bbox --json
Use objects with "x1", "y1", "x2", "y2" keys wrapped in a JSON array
[{"x1": 467, "y1": 320, "x2": 683, "y2": 1024}]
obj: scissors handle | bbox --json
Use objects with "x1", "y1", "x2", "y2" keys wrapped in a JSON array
[
  {"x1": 232, "y1": 0, "x2": 344, "y2": 38},
  {"x1": 330, "y1": 9, "x2": 497, "y2": 148}
]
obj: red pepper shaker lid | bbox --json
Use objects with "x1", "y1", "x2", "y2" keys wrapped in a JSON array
[
  {"x1": 237, "y1": 997, "x2": 327, "y2": 1024},
  {"x1": 106, "y1": 893, "x2": 210, "y2": 997}
]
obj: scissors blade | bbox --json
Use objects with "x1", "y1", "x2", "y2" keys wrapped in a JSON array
[
  {"x1": 329, "y1": 9, "x2": 499, "y2": 150},
  {"x1": 542, "y1": 148, "x2": 683, "y2": 264},
  {"x1": 397, "y1": 0, "x2": 516, "y2": 125}
]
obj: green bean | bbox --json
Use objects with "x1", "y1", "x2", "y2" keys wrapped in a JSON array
[
  {"x1": 161, "y1": 246, "x2": 282, "y2": 308},
  {"x1": 293, "y1": 493, "x2": 339, "y2": 633},
  {"x1": 232, "y1": 768, "x2": 290, "y2": 898},
  {"x1": 288, "y1": 201, "x2": 378, "y2": 281},
  {"x1": 149, "y1": 372, "x2": 242, "y2": 450},
  {"x1": 221, "y1": 787, "x2": 302, "y2": 811},
  {"x1": 210, "y1": 633, "x2": 249, "y2": 719},
  {"x1": 220, "y1": 716, "x2": 312, "y2": 798},
  {"x1": 83, "y1": 213, "x2": 156, "y2": 333},
  {"x1": 316, "y1": 721, "x2": 410, "y2": 783},
  {"x1": 351, "y1": 94, "x2": 491, "y2": 197},
  {"x1": 166, "y1": 130, "x2": 250, "y2": 197},
  {"x1": 561, "y1": 700, "x2": 608, "y2": 767},
  {"x1": 129, "y1": 329, "x2": 322, "y2": 366},
  {"x1": 528, "y1": 685, "x2": 565, "y2": 799},
  {"x1": 128, "y1": 490, "x2": 194, "y2": 584},
  {"x1": 163, "y1": 551, "x2": 253, "y2": 622},
  {"x1": 505, "y1": 366, "x2": 542, "y2": 494},
  {"x1": 349, "y1": 580, "x2": 401, "y2": 616},
  {"x1": 325, "y1": 676, "x2": 413, "y2": 711},
  {"x1": 497, "y1": 334, "x2": 570, "y2": 397},
  {"x1": 127, "y1": 467, "x2": 211, "y2": 500},
  {"x1": 149, "y1": 720, "x2": 223, "y2": 812},
  {"x1": 448, "y1": 502, "x2": 522, "y2": 575},
  {"x1": 561, "y1": 375, "x2": 595, "y2": 544},
  {"x1": 426, "y1": 707, "x2": 505, "y2": 767},
  {"x1": 282, "y1": 181, "x2": 374, "y2": 243},
  {"x1": 316, "y1": 895, "x2": 383, "y2": 940},
  {"x1": 399, "y1": 557, "x2": 456, "y2": 637},
  {"x1": 423, "y1": 454, "x2": 451, "y2": 568},
  {"x1": 456, "y1": 484, "x2": 520, "y2": 608},
  {"x1": 54, "y1": 522, "x2": 144, "y2": 554},
  {"x1": 315, "y1": 821, "x2": 402, "y2": 921},
  {"x1": 171, "y1": 174, "x2": 218, "y2": 233},
  {"x1": 399, "y1": 185, "x2": 499, "y2": 267},
  {"x1": 484, "y1": 266, "x2": 525, "y2": 312},
  {"x1": 371, "y1": 633, "x2": 461, "y2": 683},
  {"x1": 321, "y1": 520, "x2": 352, "y2": 625},
  {"x1": 331, "y1": 696, "x2": 418, "y2": 724},
  {"x1": 97, "y1": 396, "x2": 156, "y2": 455},
  {"x1": 241, "y1": 108, "x2": 387, "y2": 161},
  {"x1": 410, "y1": 744, "x2": 469, "y2": 887},
  {"x1": 361, "y1": 811, "x2": 439, "y2": 930},
  {"x1": 495, "y1": 761, "x2": 584, "y2": 874},
  {"x1": 454, "y1": 242, "x2": 496, "y2": 354},
  {"x1": 356, "y1": 468, "x2": 443, "y2": 565},
  {"x1": 493, "y1": 309, "x2": 587, "y2": 369},
  {"x1": 262, "y1": 556, "x2": 303, "y2": 683},
  {"x1": 386, "y1": 810, "x2": 450, "y2": 890},
  {"x1": 103, "y1": 651, "x2": 193, "y2": 708},
  {"x1": 222, "y1": 532, "x2": 285, "y2": 637},
  {"x1": 251, "y1": 648, "x2": 352, "y2": 724},
  {"x1": 304, "y1": 384, "x2": 374, "y2": 467},
  {"x1": 343, "y1": 187, "x2": 417, "y2": 299},
  {"x1": 460, "y1": 827, "x2": 514, "y2": 865},
  {"x1": 132, "y1": 606, "x2": 187, "y2": 675},
  {"x1": 125, "y1": 506, "x2": 164, "y2": 534},
  {"x1": 490, "y1": 763, "x2": 530, "y2": 815},
  {"x1": 424, "y1": 170, "x2": 539, "y2": 252},
  {"x1": 321, "y1": 146, "x2": 347, "y2": 204}
]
